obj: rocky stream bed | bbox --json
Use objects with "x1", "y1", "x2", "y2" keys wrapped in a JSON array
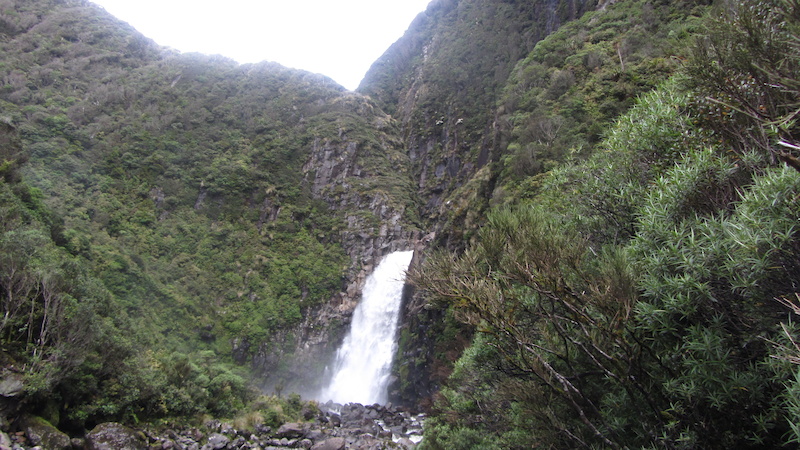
[{"x1": 1, "y1": 402, "x2": 424, "y2": 450}]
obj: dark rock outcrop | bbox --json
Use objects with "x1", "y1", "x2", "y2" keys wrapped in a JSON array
[
  {"x1": 255, "y1": 94, "x2": 425, "y2": 394},
  {"x1": 361, "y1": 0, "x2": 598, "y2": 222}
]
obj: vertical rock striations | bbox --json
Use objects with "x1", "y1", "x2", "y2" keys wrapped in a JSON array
[
  {"x1": 360, "y1": 0, "x2": 597, "y2": 232},
  {"x1": 254, "y1": 95, "x2": 425, "y2": 394}
]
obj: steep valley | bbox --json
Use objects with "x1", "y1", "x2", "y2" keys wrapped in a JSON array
[{"x1": 2, "y1": 0, "x2": 800, "y2": 448}]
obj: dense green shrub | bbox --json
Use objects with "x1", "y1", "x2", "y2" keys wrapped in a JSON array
[
  {"x1": 417, "y1": 29, "x2": 800, "y2": 444},
  {"x1": 686, "y1": 0, "x2": 800, "y2": 167},
  {"x1": 417, "y1": 163, "x2": 800, "y2": 446},
  {"x1": 629, "y1": 161, "x2": 800, "y2": 447},
  {"x1": 413, "y1": 205, "x2": 643, "y2": 447}
]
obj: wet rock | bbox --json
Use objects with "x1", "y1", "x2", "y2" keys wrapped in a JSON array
[
  {"x1": 350, "y1": 433, "x2": 384, "y2": 449},
  {"x1": 176, "y1": 436, "x2": 201, "y2": 450},
  {"x1": 86, "y1": 422, "x2": 146, "y2": 450},
  {"x1": 218, "y1": 423, "x2": 234, "y2": 435},
  {"x1": 188, "y1": 428, "x2": 204, "y2": 441}
]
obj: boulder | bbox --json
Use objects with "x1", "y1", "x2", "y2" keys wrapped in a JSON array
[
  {"x1": 205, "y1": 433, "x2": 229, "y2": 450},
  {"x1": 310, "y1": 437, "x2": 346, "y2": 450},
  {"x1": 275, "y1": 422, "x2": 305, "y2": 439},
  {"x1": 185, "y1": 428, "x2": 204, "y2": 441},
  {"x1": 0, "y1": 373, "x2": 22, "y2": 432},
  {"x1": 305, "y1": 429, "x2": 325, "y2": 441},
  {"x1": 396, "y1": 437, "x2": 416, "y2": 448},
  {"x1": 390, "y1": 425, "x2": 406, "y2": 435},
  {"x1": 19, "y1": 415, "x2": 70, "y2": 450},
  {"x1": 86, "y1": 422, "x2": 146, "y2": 450},
  {"x1": 0, "y1": 431, "x2": 12, "y2": 448},
  {"x1": 0, "y1": 372, "x2": 23, "y2": 398},
  {"x1": 327, "y1": 414, "x2": 341, "y2": 427},
  {"x1": 179, "y1": 438, "x2": 200, "y2": 450}
]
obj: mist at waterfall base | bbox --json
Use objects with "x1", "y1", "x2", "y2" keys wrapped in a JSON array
[{"x1": 318, "y1": 250, "x2": 414, "y2": 405}]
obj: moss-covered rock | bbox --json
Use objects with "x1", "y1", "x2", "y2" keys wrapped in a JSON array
[{"x1": 19, "y1": 415, "x2": 70, "y2": 450}]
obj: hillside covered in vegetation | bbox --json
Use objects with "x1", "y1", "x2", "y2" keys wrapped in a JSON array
[
  {"x1": 410, "y1": 0, "x2": 800, "y2": 447},
  {"x1": 0, "y1": 0, "x2": 420, "y2": 429},
  {"x1": 1, "y1": 0, "x2": 799, "y2": 448}
]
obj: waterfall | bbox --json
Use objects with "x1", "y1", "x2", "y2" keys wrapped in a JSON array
[{"x1": 320, "y1": 250, "x2": 414, "y2": 405}]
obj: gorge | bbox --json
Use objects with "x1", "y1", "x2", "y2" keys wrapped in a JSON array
[{"x1": 1, "y1": 0, "x2": 800, "y2": 447}]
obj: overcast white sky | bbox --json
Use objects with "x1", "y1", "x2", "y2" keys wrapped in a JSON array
[{"x1": 90, "y1": 0, "x2": 432, "y2": 91}]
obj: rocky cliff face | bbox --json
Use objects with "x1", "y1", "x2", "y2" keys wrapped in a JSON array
[
  {"x1": 250, "y1": 94, "x2": 425, "y2": 395},
  {"x1": 360, "y1": 0, "x2": 597, "y2": 230},
  {"x1": 356, "y1": 0, "x2": 601, "y2": 408}
]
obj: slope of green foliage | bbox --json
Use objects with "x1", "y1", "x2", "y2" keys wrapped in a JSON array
[
  {"x1": 0, "y1": 121, "x2": 255, "y2": 430},
  {"x1": 0, "y1": 0, "x2": 413, "y2": 429},
  {"x1": 495, "y1": 0, "x2": 706, "y2": 202},
  {"x1": 0, "y1": 0, "x2": 348, "y2": 352},
  {"x1": 362, "y1": 0, "x2": 706, "y2": 227},
  {"x1": 414, "y1": 0, "x2": 800, "y2": 447}
]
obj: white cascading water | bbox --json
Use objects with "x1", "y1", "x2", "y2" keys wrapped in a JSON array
[{"x1": 320, "y1": 250, "x2": 414, "y2": 405}]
